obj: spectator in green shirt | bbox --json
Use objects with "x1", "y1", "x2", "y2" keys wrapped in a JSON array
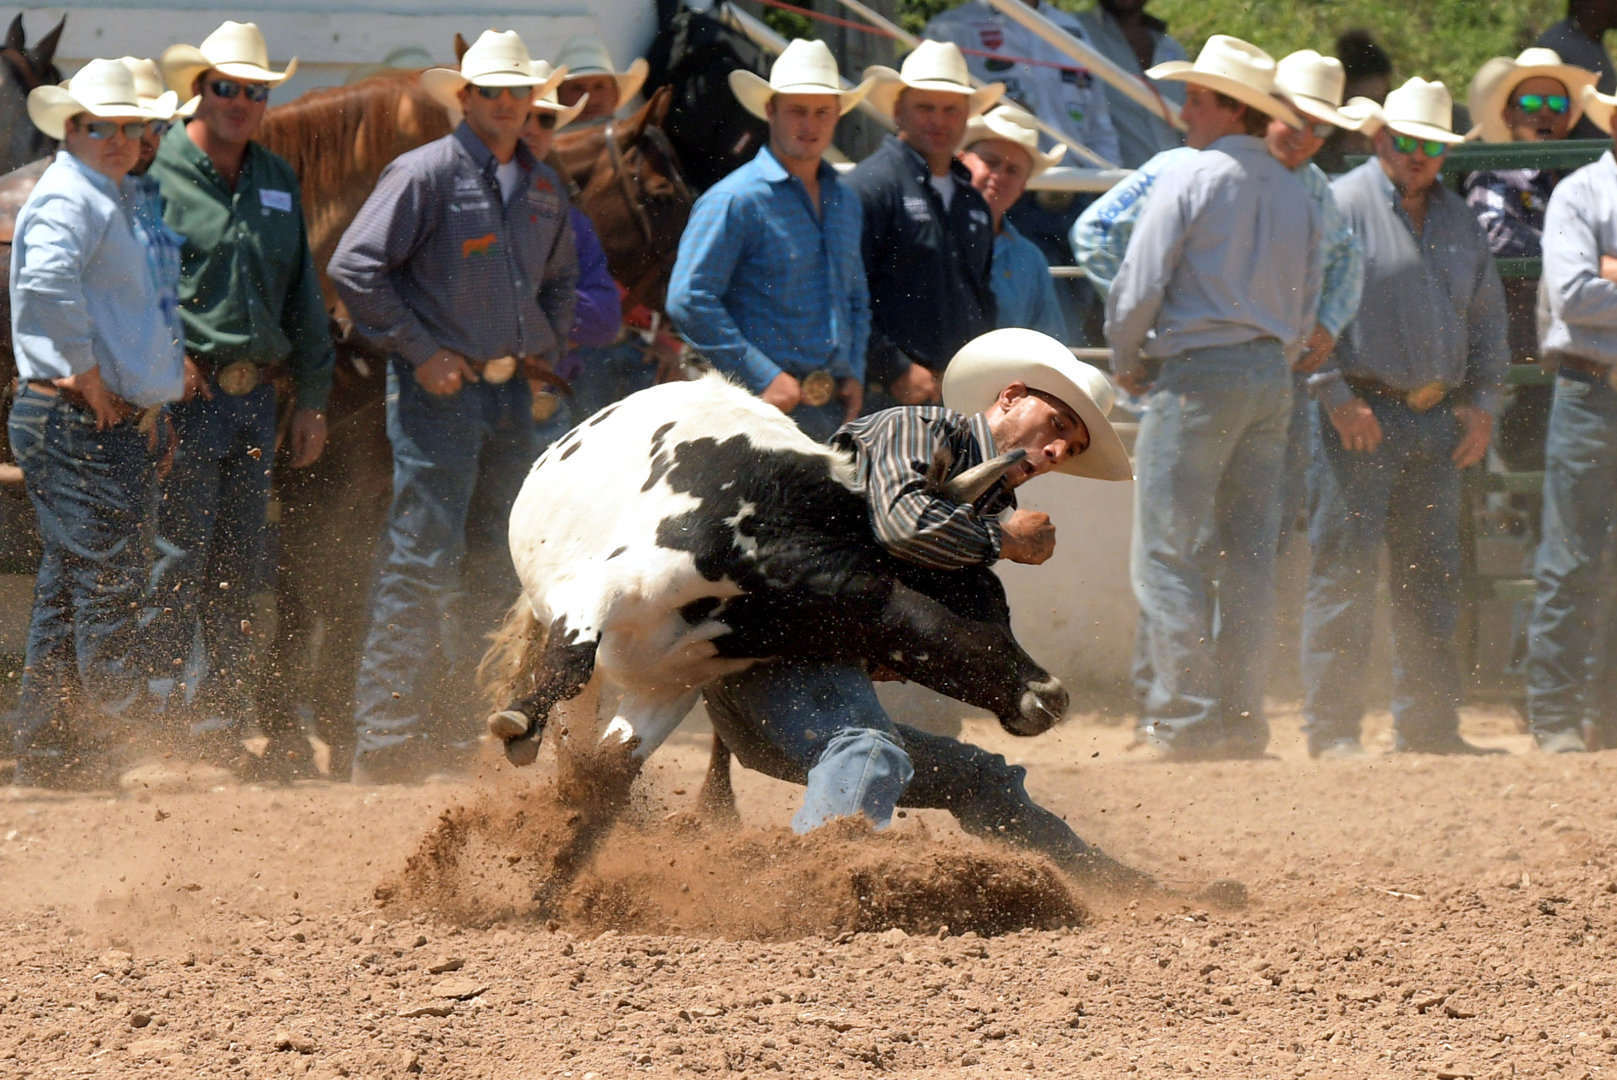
[{"x1": 145, "y1": 20, "x2": 335, "y2": 771}]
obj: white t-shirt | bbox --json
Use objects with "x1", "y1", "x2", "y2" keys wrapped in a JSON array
[
  {"x1": 928, "y1": 172, "x2": 956, "y2": 211},
  {"x1": 496, "y1": 159, "x2": 523, "y2": 204}
]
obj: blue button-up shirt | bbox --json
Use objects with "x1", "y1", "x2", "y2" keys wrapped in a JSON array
[
  {"x1": 993, "y1": 219, "x2": 1068, "y2": 341},
  {"x1": 1105, "y1": 134, "x2": 1323, "y2": 370},
  {"x1": 1541, "y1": 150, "x2": 1617, "y2": 367},
  {"x1": 10, "y1": 151, "x2": 184, "y2": 406},
  {"x1": 329, "y1": 123, "x2": 578, "y2": 369},
  {"x1": 1315, "y1": 161, "x2": 1508, "y2": 413},
  {"x1": 667, "y1": 145, "x2": 870, "y2": 392},
  {"x1": 128, "y1": 171, "x2": 186, "y2": 354},
  {"x1": 1074, "y1": 148, "x2": 1361, "y2": 339}
]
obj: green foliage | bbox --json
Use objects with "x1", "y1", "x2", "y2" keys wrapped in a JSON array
[{"x1": 890, "y1": 0, "x2": 1566, "y2": 95}]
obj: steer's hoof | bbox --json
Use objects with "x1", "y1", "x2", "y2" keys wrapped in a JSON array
[
  {"x1": 487, "y1": 709, "x2": 530, "y2": 741},
  {"x1": 504, "y1": 736, "x2": 541, "y2": 768}
]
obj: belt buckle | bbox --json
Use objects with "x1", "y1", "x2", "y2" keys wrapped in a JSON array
[
  {"x1": 1607, "y1": 366, "x2": 1617, "y2": 392},
  {"x1": 216, "y1": 360, "x2": 260, "y2": 396},
  {"x1": 1405, "y1": 382, "x2": 1445, "y2": 412},
  {"x1": 799, "y1": 369, "x2": 836, "y2": 408},
  {"x1": 482, "y1": 355, "x2": 518, "y2": 385},
  {"x1": 531, "y1": 390, "x2": 561, "y2": 422}
]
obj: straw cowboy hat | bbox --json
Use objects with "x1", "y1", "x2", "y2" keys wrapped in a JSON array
[
  {"x1": 161, "y1": 20, "x2": 297, "y2": 100},
  {"x1": 1275, "y1": 49, "x2": 1374, "y2": 131},
  {"x1": 865, "y1": 40, "x2": 1004, "y2": 118},
  {"x1": 962, "y1": 104, "x2": 1067, "y2": 176},
  {"x1": 942, "y1": 328, "x2": 1132, "y2": 482},
  {"x1": 1466, "y1": 47, "x2": 1597, "y2": 142},
  {"x1": 1579, "y1": 83, "x2": 1617, "y2": 135},
  {"x1": 729, "y1": 38, "x2": 873, "y2": 121},
  {"x1": 1146, "y1": 35, "x2": 1300, "y2": 128},
  {"x1": 28, "y1": 57, "x2": 177, "y2": 140},
  {"x1": 554, "y1": 35, "x2": 649, "y2": 106},
  {"x1": 529, "y1": 60, "x2": 587, "y2": 130},
  {"x1": 420, "y1": 30, "x2": 561, "y2": 112},
  {"x1": 1380, "y1": 76, "x2": 1465, "y2": 144},
  {"x1": 119, "y1": 55, "x2": 193, "y2": 119}
]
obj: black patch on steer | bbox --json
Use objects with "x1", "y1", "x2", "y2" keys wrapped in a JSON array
[
  {"x1": 606, "y1": 546, "x2": 627, "y2": 561},
  {"x1": 679, "y1": 596, "x2": 722, "y2": 624},
  {"x1": 650, "y1": 421, "x2": 676, "y2": 453},
  {"x1": 560, "y1": 441, "x2": 581, "y2": 461},
  {"x1": 587, "y1": 403, "x2": 620, "y2": 427}
]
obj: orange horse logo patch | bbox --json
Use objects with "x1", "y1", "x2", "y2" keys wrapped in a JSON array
[{"x1": 461, "y1": 232, "x2": 498, "y2": 258}]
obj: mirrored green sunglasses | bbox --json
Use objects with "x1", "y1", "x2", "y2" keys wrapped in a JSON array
[
  {"x1": 1514, "y1": 93, "x2": 1570, "y2": 115},
  {"x1": 1391, "y1": 133, "x2": 1448, "y2": 158}
]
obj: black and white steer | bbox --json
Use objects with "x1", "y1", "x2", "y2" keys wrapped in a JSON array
[{"x1": 484, "y1": 374, "x2": 1067, "y2": 783}]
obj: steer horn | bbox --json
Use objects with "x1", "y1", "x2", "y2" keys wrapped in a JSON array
[{"x1": 937, "y1": 449, "x2": 1028, "y2": 505}]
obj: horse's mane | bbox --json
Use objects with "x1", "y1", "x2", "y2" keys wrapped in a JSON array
[{"x1": 259, "y1": 70, "x2": 450, "y2": 201}]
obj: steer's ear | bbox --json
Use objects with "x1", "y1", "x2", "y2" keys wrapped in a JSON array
[
  {"x1": 935, "y1": 449, "x2": 1027, "y2": 506},
  {"x1": 924, "y1": 442, "x2": 956, "y2": 492}
]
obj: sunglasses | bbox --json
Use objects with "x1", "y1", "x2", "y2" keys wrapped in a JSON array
[
  {"x1": 1513, "y1": 92, "x2": 1570, "y2": 115},
  {"x1": 1305, "y1": 121, "x2": 1334, "y2": 138},
  {"x1": 528, "y1": 111, "x2": 557, "y2": 129},
  {"x1": 474, "y1": 84, "x2": 529, "y2": 100},
  {"x1": 207, "y1": 78, "x2": 271, "y2": 103},
  {"x1": 1391, "y1": 133, "x2": 1449, "y2": 158},
  {"x1": 80, "y1": 120, "x2": 148, "y2": 140}
]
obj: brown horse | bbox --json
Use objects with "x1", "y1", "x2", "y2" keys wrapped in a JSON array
[{"x1": 0, "y1": 14, "x2": 62, "y2": 177}]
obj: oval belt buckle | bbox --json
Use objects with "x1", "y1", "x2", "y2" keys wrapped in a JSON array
[
  {"x1": 800, "y1": 369, "x2": 836, "y2": 408},
  {"x1": 482, "y1": 354, "x2": 518, "y2": 385},
  {"x1": 531, "y1": 391, "x2": 561, "y2": 423},
  {"x1": 1607, "y1": 366, "x2": 1617, "y2": 392},
  {"x1": 1405, "y1": 382, "x2": 1445, "y2": 413},
  {"x1": 217, "y1": 360, "x2": 259, "y2": 396}
]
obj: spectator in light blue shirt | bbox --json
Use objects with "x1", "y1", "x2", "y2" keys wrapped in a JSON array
[
  {"x1": 667, "y1": 40, "x2": 873, "y2": 442},
  {"x1": 7, "y1": 60, "x2": 182, "y2": 790},
  {"x1": 959, "y1": 105, "x2": 1069, "y2": 342}
]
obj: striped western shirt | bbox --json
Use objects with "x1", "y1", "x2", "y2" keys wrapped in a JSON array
[{"x1": 832, "y1": 406, "x2": 1012, "y2": 570}]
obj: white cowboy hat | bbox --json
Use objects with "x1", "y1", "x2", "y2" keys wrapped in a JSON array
[
  {"x1": 420, "y1": 30, "x2": 560, "y2": 112},
  {"x1": 529, "y1": 60, "x2": 587, "y2": 130},
  {"x1": 942, "y1": 328, "x2": 1132, "y2": 483},
  {"x1": 1275, "y1": 50, "x2": 1370, "y2": 131},
  {"x1": 729, "y1": 38, "x2": 873, "y2": 121},
  {"x1": 865, "y1": 40, "x2": 1003, "y2": 119},
  {"x1": 1466, "y1": 48, "x2": 1596, "y2": 142},
  {"x1": 28, "y1": 57, "x2": 177, "y2": 140},
  {"x1": 160, "y1": 20, "x2": 297, "y2": 102},
  {"x1": 118, "y1": 56, "x2": 193, "y2": 120},
  {"x1": 1580, "y1": 83, "x2": 1617, "y2": 134},
  {"x1": 1146, "y1": 35, "x2": 1300, "y2": 128},
  {"x1": 554, "y1": 35, "x2": 649, "y2": 107},
  {"x1": 1380, "y1": 76, "x2": 1465, "y2": 144},
  {"x1": 962, "y1": 104, "x2": 1067, "y2": 176}
]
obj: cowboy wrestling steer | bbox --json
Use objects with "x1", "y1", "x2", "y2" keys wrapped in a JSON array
[{"x1": 486, "y1": 373, "x2": 1066, "y2": 770}]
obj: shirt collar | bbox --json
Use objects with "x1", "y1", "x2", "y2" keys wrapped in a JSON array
[
  {"x1": 56, "y1": 150, "x2": 123, "y2": 200},
  {"x1": 453, "y1": 121, "x2": 538, "y2": 178},
  {"x1": 160, "y1": 122, "x2": 256, "y2": 191},
  {"x1": 1367, "y1": 158, "x2": 1454, "y2": 215},
  {"x1": 969, "y1": 412, "x2": 998, "y2": 459},
  {"x1": 754, "y1": 143, "x2": 839, "y2": 186},
  {"x1": 1207, "y1": 133, "x2": 1267, "y2": 156},
  {"x1": 889, "y1": 133, "x2": 972, "y2": 186}
]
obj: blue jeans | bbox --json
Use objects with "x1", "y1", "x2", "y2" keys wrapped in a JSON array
[
  {"x1": 351, "y1": 361, "x2": 540, "y2": 766},
  {"x1": 702, "y1": 659, "x2": 1104, "y2": 873},
  {"x1": 1130, "y1": 343, "x2": 1292, "y2": 751},
  {"x1": 7, "y1": 386, "x2": 156, "y2": 767},
  {"x1": 1300, "y1": 397, "x2": 1464, "y2": 750},
  {"x1": 147, "y1": 384, "x2": 277, "y2": 734},
  {"x1": 1527, "y1": 372, "x2": 1617, "y2": 739}
]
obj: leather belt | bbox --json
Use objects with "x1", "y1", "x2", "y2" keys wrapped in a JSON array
[
  {"x1": 23, "y1": 379, "x2": 161, "y2": 433},
  {"x1": 195, "y1": 359, "x2": 287, "y2": 397},
  {"x1": 1344, "y1": 376, "x2": 1449, "y2": 413},
  {"x1": 1556, "y1": 354, "x2": 1617, "y2": 389}
]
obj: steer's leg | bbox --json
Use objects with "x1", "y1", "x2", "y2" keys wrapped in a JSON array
[
  {"x1": 486, "y1": 613, "x2": 599, "y2": 767},
  {"x1": 695, "y1": 737, "x2": 739, "y2": 823}
]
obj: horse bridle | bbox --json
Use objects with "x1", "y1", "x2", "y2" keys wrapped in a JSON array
[{"x1": 602, "y1": 119, "x2": 695, "y2": 248}]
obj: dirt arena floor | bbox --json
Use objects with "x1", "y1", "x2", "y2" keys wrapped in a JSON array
[{"x1": 4, "y1": 703, "x2": 1616, "y2": 1079}]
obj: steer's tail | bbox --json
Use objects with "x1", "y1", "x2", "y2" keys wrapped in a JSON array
[{"x1": 478, "y1": 595, "x2": 548, "y2": 712}]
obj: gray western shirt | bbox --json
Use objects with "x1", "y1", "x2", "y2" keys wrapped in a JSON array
[
  {"x1": 1313, "y1": 161, "x2": 1507, "y2": 413},
  {"x1": 1105, "y1": 134, "x2": 1322, "y2": 371},
  {"x1": 1541, "y1": 150, "x2": 1617, "y2": 368},
  {"x1": 328, "y1": 123, "x2": 577, "y2": 368}
]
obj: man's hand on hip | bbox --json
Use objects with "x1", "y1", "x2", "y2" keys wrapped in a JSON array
[
  {"x1": 1328, "y1": 397, "x2": 1384, "y2": 453},
  {"x1": 416, "y1": 349, "x2": 478, "y2": 396},
  {"x1": 999, "y1": 509, "x2": 1056, "y2": 565},
  {"x1": 289, "y1": 408, "x2": 328, "y2": 468},
  {"x1": 1294, "y1": 324, "x2": 1336, "y2": 374},
  {"x1": 889, "y1": 362, "x2": 940, "y2": 405},
  {"x1": 55, "y1": 367, "x2": 120, "y2": 430},
  {"x1": 760, "y1": 371, "x2": 802, "y2": 413},
  {"x1": 181, "y1": 357, "x2": 214, "y2": 402},
  {"x1": 1600, "y1": 254, "x2": 1617, "y2": 283},
  {"x1": 1451, "y1": 404, "x2": 1493, "y2": 468}
]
